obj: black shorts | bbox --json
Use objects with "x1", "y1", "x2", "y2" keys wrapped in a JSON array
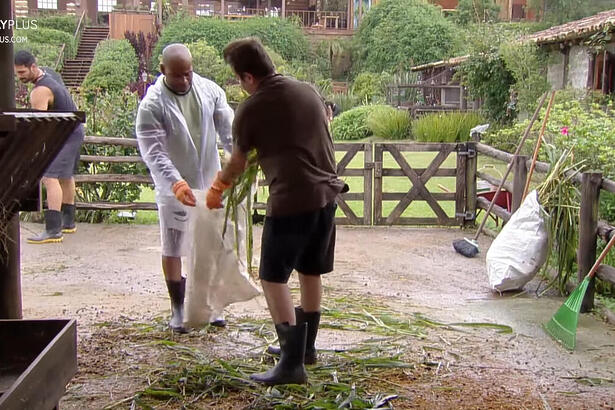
[
  {"x1": 259, "y1": 202, "x2": 337, "y2": 283},
  {"x1": 43, "y1": 125, "x2": 84, "y2": 179}
]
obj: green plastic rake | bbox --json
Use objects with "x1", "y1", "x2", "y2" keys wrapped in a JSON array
[{"x1": 544, "y1": 233, "x2": 615, "y2": 350}]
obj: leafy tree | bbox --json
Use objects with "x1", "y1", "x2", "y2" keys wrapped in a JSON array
[
  {"x1": 354, "y1": 0, "x2": 460, "y2": 73},
  {"x1": 527, "y1": 0, "x2": 614, "y2": 24},
  {"x1": 455, "y1": 0, "x2": 500, "y2": 25},
  {"x1": 186, "y1": 39, "x2": 234, "y2": 86}
]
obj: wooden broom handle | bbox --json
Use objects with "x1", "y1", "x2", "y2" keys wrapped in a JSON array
[
  {"x1": 522, "y1": 90, "x2": 556, "y2": 200},
  {"x1": 472, "y1": 92, "x2": 548, "y2": 241},
  {"x1": 589, "y1": 232, "x2": 615, "y2": 279}
]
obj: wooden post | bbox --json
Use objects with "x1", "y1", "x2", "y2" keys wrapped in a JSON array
[
  {"x1": 0, "y1": 0, "x2": 21, "y2": 320},
  {"x1": 465, "y1": 142, "x2": 477, "y2": 226},
  {"x1": 363, "y1": 143, "x2": 373, "y2": 225},
  {"x1": 456, "y1": 143, "x2": 468, "y2": 226},
  {"x1": 512, "y1": 155, "x2": 528, "y2": 212},
  {"x1": 578, "y1": 172, "x2": 602, "y2": 313},
  {"x1": 221, "y1": 0, "x2": 225, "y2": 17},
  {"x1": 281, "y1": 0, "x2": 285, "y2": 18}
]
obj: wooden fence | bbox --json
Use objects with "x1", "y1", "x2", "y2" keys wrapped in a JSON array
[
  {"x1": 75, "y1": 138, "x2": 474, "y2": 226},
  {"x1": 72, "y1": 136, "x2": 615, "y2": 309},
  {"x1": 475, "y1": 142, "x2": 615, "y2": 312}
]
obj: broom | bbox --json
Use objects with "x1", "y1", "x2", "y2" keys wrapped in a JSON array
[
  {"x1": 453, "y1": 92, "x2": 548, "y2": 257},
  {"x1": 544, "y1": 233, "x2": 615, "y2": 350}
]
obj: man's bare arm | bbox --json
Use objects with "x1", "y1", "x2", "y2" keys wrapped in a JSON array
[{"x1": 30, "y1": 86, "x2": 53, "y2": 110}]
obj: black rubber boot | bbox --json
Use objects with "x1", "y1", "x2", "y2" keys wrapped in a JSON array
[
  {"x1": 251, "y1": 322, "x2": 308, "y2": 385},
  {"x1": 165, "y1": 277, "x2": 187, "y2": 333},
  {"x1": 27, "y1": 210, "x2": 63, "y2": 244},
  {"x1": 61, "y1": 203, "x2": 77, "y2": 233},
  {"x1": 267, "y1": 307, "x2": 321, "y2": 364}
]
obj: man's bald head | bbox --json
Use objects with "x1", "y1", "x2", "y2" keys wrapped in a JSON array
[{"x1": 160, "y1": 44, "x2": 193, "y2": 94}]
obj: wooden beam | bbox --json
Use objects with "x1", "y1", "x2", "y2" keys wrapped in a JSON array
[
  {"x1": 84, "y1": 135, "x2": 139, "y2": 147},
  {"x1": 578, "y1": 172, "x2": 602, "y2": 313},
  {"x1": 80, "y1": 155, "x2": 144, "y2": 163},
  {"x1": 477, "y1": 196, "x2": 511, "y2": 222},
  {"x1": 0, "y1": 0, "x2": 20, "y2": 320},
  {"x1": 74, "y1": 174, "x2": 153, "y2": 183},
  {"x1": 75, "y1": 201, "x2": 157, "y2": 210}
]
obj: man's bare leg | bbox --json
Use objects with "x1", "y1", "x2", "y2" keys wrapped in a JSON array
[
  {"x1": 298, "y1": 273, "x2": 321, "y2": 313},
  {"x1": 59, "y1": 177, "x2": 75, "y2": 204},
  {"x1": 261, "y1": 280, "x2": 296, "y2": 325},
  {"x1": 42, "y1": 177, "x2": 62, "y2": 211}
]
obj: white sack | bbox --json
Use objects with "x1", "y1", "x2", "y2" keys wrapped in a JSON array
[
  {"x1": 486, "y1": 190, "x2": 549, "y2": 292},
  {"x1": 184, "y1": 190, "x2": 260, "y2": 327}
]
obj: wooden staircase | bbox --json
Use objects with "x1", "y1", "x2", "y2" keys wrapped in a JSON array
[{"x1": 62, "y1": 26, "x2": 109, "y2": 88}]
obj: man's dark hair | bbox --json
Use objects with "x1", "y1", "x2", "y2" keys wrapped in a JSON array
[
  {"x1": 14, "y1": 50, "x2": 36, "y2": 67},
  {"x1": 223, "y1": 38, "x2": 275, "y2": 79}
]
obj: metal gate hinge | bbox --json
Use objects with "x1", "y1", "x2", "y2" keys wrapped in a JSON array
[
  {"x1": 457, "y1": 149, "x2": 476, "y2": 158},
  {"x1": 456, "y1": 211, "x2": 476, "y2": 220}
]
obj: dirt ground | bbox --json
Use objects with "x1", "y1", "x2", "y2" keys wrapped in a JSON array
[{"x1": 18, "y1": 222, "x2": 615, "y2": 409}]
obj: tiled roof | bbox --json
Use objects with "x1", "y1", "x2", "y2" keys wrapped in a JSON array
[{"x1": 525, "y1": 9, "x2": 615, "y2": 44}]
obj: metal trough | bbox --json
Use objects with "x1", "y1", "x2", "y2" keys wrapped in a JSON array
[{"x1": 0, "y1": 319, "x2": 77, "y2": 410}]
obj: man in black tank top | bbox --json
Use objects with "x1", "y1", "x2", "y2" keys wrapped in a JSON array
[{"x1": 14, "y1": 50, "x2": 85, "y2": 244}]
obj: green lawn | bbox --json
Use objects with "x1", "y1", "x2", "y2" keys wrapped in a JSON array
[{"x1": 133, "y1": 145, "x2": 511, "y2": 228}]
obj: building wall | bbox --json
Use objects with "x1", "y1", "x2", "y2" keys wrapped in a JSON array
[
  {"x1": 567, "y1": 45, "x2": 591, "y2": 89},
  {"x1": 547, "y1": 50, "x2": 565, "y2": 89},
  {"x1": 547, "y1": 45, "x2": 592, "y2": 90}
]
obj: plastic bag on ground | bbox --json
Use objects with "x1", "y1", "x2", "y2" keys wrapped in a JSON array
[
  {"x1": 486, "y1": 190, "x2": 549, "y2": 292},
  {"x1": 184, "y1": 190, "x2": 260, "y2": 328}
]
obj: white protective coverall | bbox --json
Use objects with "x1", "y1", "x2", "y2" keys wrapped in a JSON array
[{"x1": 136, "y1": 73, "x2": 234, "y2": 255}]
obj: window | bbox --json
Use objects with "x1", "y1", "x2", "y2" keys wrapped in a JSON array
[
  {"x1": 98, "y1": 0, "x2": 117, "y2": 12},
  {"x1": 37, "y1": 0, "x2": 58, "y2": 9}
]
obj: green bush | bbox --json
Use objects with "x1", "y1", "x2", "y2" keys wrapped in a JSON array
[
  {"x1": 412, "y1": 111, "x2": 484, "y2": 142},
  {"x1": 153, "y1": 16, "x2": 309, "y2": 68},
  {"x1": 485, "y1": 93, "x2": 615, "y2": 222},
  {"x1": 35, "y1": 14, "x2": 78, "y2": 34},
  {"x1": 187, "y1": 39, "x2": 234, "y2": 86},
  {"x1": 330, "y1": 105, "x2": 386, "y2": 141},
  {"x1": 83, "y1": 40, "x2": 139, "y2": 94},
  {"x1": 16, "y1": 27, "x2": 77, "y2": 62},
  {"x1": 354, "y1": 0, "x2": 460, "y2": 73},
  {"x1": 366, "y1": 106, "x2": 411, "y2": 140},
  {"x1": 455, "y1": 0, "x2": 500, "y2": 25},
  {"x1": 456, "y1": 24, "x2": 516, "y2": 124},
  {"x1": 351, "y1": 72, "x2": 391, "y2": 104}
]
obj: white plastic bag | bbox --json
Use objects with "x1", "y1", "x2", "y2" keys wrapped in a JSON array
[
  {"x1": 486, "y1": 190, "x2": 549, "y2": 292},
  {"x1": 184, "y1": 190, "x2": 260, "y2": 328}
]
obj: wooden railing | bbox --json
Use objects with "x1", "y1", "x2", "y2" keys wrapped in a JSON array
[
  {"x1": 286, "y1": 10, "x2": 348, "y2": 30},
  {"x1": 474, "y1": 140, "x2": 615, "y2": 310}
]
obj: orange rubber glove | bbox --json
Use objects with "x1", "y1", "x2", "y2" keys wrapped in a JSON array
[
  {"x1": 206, "y1": 172, "x2": 232, "y2": 209},
  {"x1": 172, "y1": 180, "x2": 196, "y2": 207}
]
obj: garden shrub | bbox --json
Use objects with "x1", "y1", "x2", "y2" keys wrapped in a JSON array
[
  {"x1": 366, "y1": 106, "x2": 411, "y2": 140},
  {"x1": 15, "y1": 27, "x2": 77, "y2": 63},
  {"x1": 83, "y1": 39, "x2": 139, "y2": 94},
  {"x1": 330, "y1": 105, "x2": 387, "y2": 141},
  {"x1": 351, "y1": 72, "x2": 391, "y2": 104},
  {"x1": 354, "y1": 0, "x2": 460, "y2": 73},
  {"x1": 35, "y1": 14, "x2": 78, "y2": 34},
  {"x1": 455, "y1": 0, "x2": 500, "y2": 25},
  {"x1": 187, "y1": 39, "x2": 234, "y2": 86},
  {"x1": 412, "y1": 111, "x2": 484, "y2": 143}
]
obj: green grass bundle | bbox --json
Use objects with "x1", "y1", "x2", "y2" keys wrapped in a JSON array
[
  {"x1": 366, "y1": 106, "x2": 411, "y2": 140},
  {"x1": 223, "y1": 150, "x2": 259, "y2": 272},
  {"x1": 537, "y1": 145, "x2": 584, "y2": 295},
  {"x1": 412, "y1": 111, "x2": 484, "y2": 143}
]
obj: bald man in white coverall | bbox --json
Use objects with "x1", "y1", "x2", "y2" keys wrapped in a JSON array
[{"x1": 136, "y1": 44, "x2": 234, "y2": 332}]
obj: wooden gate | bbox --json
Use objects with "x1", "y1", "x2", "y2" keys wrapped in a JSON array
[
  {"x1": 334, "y1": 143, "x2": 373, "y2": 225},
  {"x1": 373, "y1": 142, "x2": 475, "y2": 226}
]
